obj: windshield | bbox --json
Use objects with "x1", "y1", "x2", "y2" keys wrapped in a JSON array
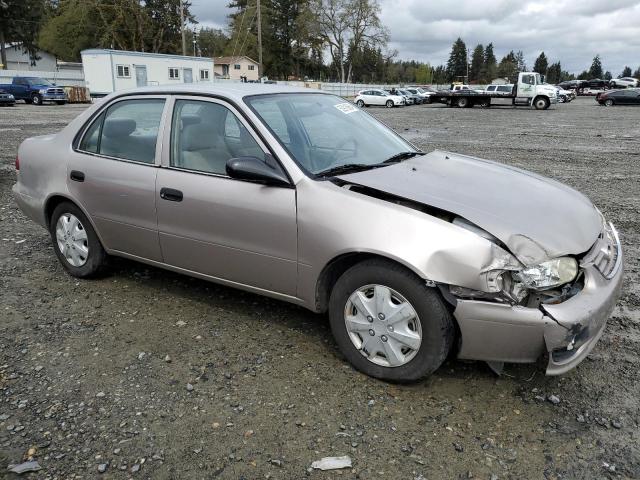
[
  {"x1": 27, "y1": 78, "x2": 52, "y2": 86},
  {"x1": 246, "y1": 93, "x2": 417, "y2": 176}
]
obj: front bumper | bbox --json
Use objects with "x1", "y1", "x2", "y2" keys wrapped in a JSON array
[
  {"x1": 453, "y1": 227, "x2": 623, "y2": 375},
  {"x1": 42, "y1": 94, "x2": 67, "y2": 102}
]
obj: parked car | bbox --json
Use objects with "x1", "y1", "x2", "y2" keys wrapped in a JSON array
[
  {"x1": 581, "y1": 78, "x2": 608, "y2": 89},
  {"x1": 557, "y1": 80, "x2": 581, "y2": 90},
  {"x1": 596, "y1": 88, "x2": 640, "y2": 106},
  {"x1": 403, "y1": 88, "x2": 425, "y2": 104},
  {"x1": 608, "y1": 77, "x2": 639, "y2": 89},
  {"x1": 554, "y1": 86, "x2": 575, "y2": 103},
  {"x1": 484, "y1": 84, "x2": 514, "y2": 96},
  {"x1": 355, "y1": 89, "x2": 405, "y2": 108},
  {"x1": 398, "y1": 88, "x2": 422, "y2": 105},
  {"x1": 407, "y1": 87, "x2": 436, "y2": 103},
  {"x1": 0, "y1": 89, "x2": 16, "y2": 106},
  {"x1": 13, "y1": 84, "x2": 623, "y2": 382},
  {"x1": 0, "y1": 77, "x2": 67, "y2": 105}
]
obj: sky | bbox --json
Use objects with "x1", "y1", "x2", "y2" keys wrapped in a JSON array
[{"x1": 190, "y1": 0, "x2": 640, "y2": 75}]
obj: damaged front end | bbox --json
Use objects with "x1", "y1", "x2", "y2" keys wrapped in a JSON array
[{"x1": 450, "y1": 218, "x2": 623, "y2": 375}]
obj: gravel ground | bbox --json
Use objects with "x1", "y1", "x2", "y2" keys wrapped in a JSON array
[{"x1": 0, "y1": 97, "x2": 638, "y2": 479}]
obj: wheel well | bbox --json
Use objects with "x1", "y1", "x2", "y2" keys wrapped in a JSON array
[
  {"x1": 44, "y1": 195, "x2": 73, "y2": 228},
  {"x1": 315, "y1": 253, "x2": 427, "y2": 313}
]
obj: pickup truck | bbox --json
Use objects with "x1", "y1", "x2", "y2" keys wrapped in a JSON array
[
  {"x1": 433, "y1": 72, "x2": 558, "y2": 109},
  {"x1": 0, "y1": 77, "x2": 67, "y2": 105}
]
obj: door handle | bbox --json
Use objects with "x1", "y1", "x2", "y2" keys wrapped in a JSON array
[
  {"x1": 160, "y1": 187, "x2": 183, "y2": 202},
  {"x1": 70, "y1": 170, "x2": 85, "y2": 182}
]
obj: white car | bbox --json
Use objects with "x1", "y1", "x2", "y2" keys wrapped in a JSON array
[
  {"x1": 554, "y1": 87, "x2": 574, "y2": 103},
  {"x1": 609, "y1": 77, "x2": 639, "y2": 89},
  {"x1": 484, "y1": 84, "x2": 514, "y2": 96},
  {"x1": 355, "y1": 89, "x2": 405, "y2": 108}
]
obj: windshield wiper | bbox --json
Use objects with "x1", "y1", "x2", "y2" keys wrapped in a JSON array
[
  {"x1": 315, "y1": 163, "x2": 376, "y2": 177},
  {"x1": 381, "y1": 151, "x2": 424, "y2": 164}
]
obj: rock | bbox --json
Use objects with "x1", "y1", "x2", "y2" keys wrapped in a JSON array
[
  {"x1": 164, "y1": 355, "x2": 171, "y2": 363},
  {"x1": 611, "y1": 419, "x2": 622, "y2": 429},
  {"x1": 96, "y1": 392, "x2": 106, "y2": 398},
  {"x1": 137, "y1": 352, "x2": 146, "y2": 361},
  {"x1": 269, "y1": 459, "x2": 282, "y2": 467},
  {"x1": 97, "y1": 463, "x2": 108, "y2": 473},
  {"x1": 176, "y1": 320, "x2": 187, "y2": 327},
  {"x1": 548, "y1": 395, "x2": 561, "y2": 405},
  {"x1": 9, "y1": 461, "x2": 42, "y2": 474},
  {"x1": 311, "y1": 456, "x2": 352, "y2": 471},
  {"x1": 131, "y1": 463, "x2": 141, "y2": 473},
  {"x1": 453, "y1": 443, "x2": 464, "y2": 452},
  {"x1": 368, "y1": 399, "x2": 375, "y2": 407},
  {"x1": 576, "y1": 414, "x2": 585, "y2": 423},
  {"x1": 186, "y1": 383, "x2": 194, "y2": 392}
]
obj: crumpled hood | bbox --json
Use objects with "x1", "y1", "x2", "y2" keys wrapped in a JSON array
[{"x1": 337, "y1": 150, "x2": 602, "y2": 265}]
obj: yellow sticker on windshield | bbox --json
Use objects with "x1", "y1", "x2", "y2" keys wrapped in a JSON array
[{"x1": 335, "y1": 102, "x2": 358, "y2": 114}]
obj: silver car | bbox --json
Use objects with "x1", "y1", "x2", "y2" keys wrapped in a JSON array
[{"x1": 13, "y1": 84, "x2": 623, "y2": 382}]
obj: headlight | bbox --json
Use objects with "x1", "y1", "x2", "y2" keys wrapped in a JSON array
[
  {"x1": 515, "y1": 257, "x2": 578, "y2": 290},
  {"x1": 39, "y1": 89, "x2": 47, "y2": 94}
]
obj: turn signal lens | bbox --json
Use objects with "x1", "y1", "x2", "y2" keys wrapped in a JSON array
[{"x1": 15, "y1": 155, "x2": 20, "y2": 171}]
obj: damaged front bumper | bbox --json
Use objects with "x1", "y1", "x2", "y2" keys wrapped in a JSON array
[{"x1": 453, "y1": 225, "x2": 623, "y2": 375}]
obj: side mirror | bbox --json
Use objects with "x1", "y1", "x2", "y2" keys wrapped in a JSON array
[{"x1": 226, "y1": 156, "x2": 290, "y2": 187}]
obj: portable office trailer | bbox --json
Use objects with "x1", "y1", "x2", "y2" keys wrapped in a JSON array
[{"x1": 80, "y1": 49, "x2": 214, "y2": 96}]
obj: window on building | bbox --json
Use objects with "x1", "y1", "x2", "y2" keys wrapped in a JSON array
[
  {"x1": 248, "y1": 65, "x2": 255, "y2": 71},
  {"x1": 234, "y1": 64, "x2": 241, "y2": 70},
  {"x1": 116, "y1": 65, "x2": 130, "y2": 78},
  {"x1": 199, "y1": 69, "x2": 210, "y2": 80},
  {"x1": 169, "y1": 67, "x2": 180, "y2": 80}
]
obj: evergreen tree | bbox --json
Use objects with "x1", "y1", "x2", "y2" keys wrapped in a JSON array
[
  {"x1": 546, "y1": 61, "x2": 561, "y2": 84},
  {"x1": 533, "y1": 51, "x2": 548, "y2": 75},
  {"x1": 481, "y1": 43, "x2": 497, "y2": 81},
  {"x1": 588, "y1": 54, "x2": 603, "y2": 78},
  {"x1": 620, "y1": 66, "x2": 632, "y2": 77},
  {"x1": 634, "y1": 66, "x2": 640, "y2": 79},
  {"x1": 497, "y1": 51, "x2": 518, "y2": 80},
  {"x1": 515, "y1": 50, "x2": 526, "y2": 72},
  {"x1": 469, "y1": 44, "x2": 484, "y2": 82},
  {"x1": 0, "y1": 0, "x2": 45, "y2": 69},
  {"x1": 446, "y1": 37, "x2": 467, "y2": 81}
]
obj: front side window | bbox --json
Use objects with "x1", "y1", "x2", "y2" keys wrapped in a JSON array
[
  {"x1": 116, "y1": 65, "x2": 130, "y2": 78},
  {"x1": 169, "y1": 68, "x2": 180, "y2": 79},
  {"x1": 246, "y1": 94, "x2": 415, "y2": 176},
  {"x1": 171, "y1": 99, "x2": 266, "y2": 175},
  {"x1": 79, "y1": 99, "x2": 165, "y2": 164}
]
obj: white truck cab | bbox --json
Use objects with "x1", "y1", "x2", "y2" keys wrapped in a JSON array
[{"x1": 513, "y1": 72, "x2": 558, "y2": 108}]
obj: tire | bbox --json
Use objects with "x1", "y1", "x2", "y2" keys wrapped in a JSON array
[
  {"x1": 425, "y1": 97, "x2": 433, "y2": 104},
  {"x1": 49, "y1": 202, "x2": 107, "y2": 278},
  {"x1": 31, "y1": 94, "x2": 43, "y2": 105},
  {"x1": 385, "y1": 100, "x2": 394, "y2": 108},
  {"x1": 456, "y1": 97, "x2": 469, "y2": 108},
  {"x1": 604, "y1": 99, "x2": 614, "y2": 106},
  {"x1": 533, "y1": 96, "x2": 550, "y2": 110},
  {"x1": 356, "y1": 100, "x2": 365, "y2": 107},
  {"x1": 56, "y1": 101, "x2": 66, "y2": 105},
  {"x1": 328, "y1": 259, "x2": 454, "y2": 382},
  {"x1": 478, "y1": 98, "x2": 491, "y2": 108}
]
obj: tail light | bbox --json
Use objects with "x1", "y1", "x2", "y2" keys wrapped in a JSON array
[{"x1": 15, "y1": 155, "x2": 20, "y2": 171}]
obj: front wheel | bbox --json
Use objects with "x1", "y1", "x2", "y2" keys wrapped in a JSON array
[
  {"x1": 604, "y1": 99, "x2": 614, "y2": 106},
  {"x1": 31, "y1": 94, "x2": 43, "y2": 105},
  {"x1": 456, "y1": 97, "x2": 469, "y2": 108},
  {"x1": 533, "y1": 96, "x2": 550, "y2": 110},
  {"x1": 50, "y1": 202, "x2": 107, "y2": 278},
  {"x1": 328, "y1": 259, "x2": 454, "y2": 382},
  {"x1": 356, "y1": 99, "x2": 365, "y2": 108},
  {"x1": 385, "y1": 100, "x2": 394, "y2": 108}
]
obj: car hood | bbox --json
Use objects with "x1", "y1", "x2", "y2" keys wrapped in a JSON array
[{"x1": 337, "y1": 150, "x2": 602, "y2": 265}]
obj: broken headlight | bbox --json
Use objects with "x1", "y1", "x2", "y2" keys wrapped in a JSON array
[{"x1": 514, "y1": 257, "x2": 578, "y2": 290}]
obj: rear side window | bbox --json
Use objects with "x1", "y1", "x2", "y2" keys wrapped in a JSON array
[{"x1": 79, "y1": 99, "x2": 165, "y2": 163}]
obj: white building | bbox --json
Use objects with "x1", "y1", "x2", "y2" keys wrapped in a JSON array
[
  {"x1": 80, "y1": 49, "x2": 214, "y2": 96},
  {"x1": 1, "y1": 43, "x2": 57, "y2": 71}
]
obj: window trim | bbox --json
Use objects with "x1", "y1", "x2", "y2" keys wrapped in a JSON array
[
  {"x1": 74, "y1": 95, "x2": 170, "y2": 167},
  {"x1": 168, "y1": 67, "x2": 180, "y2": 80},
  {"x1": 116, "y1": 64, "x2": 131, "y2": 78},
  {"x1": 163, "y1": 95, "x2": 280, "y2": 181}
]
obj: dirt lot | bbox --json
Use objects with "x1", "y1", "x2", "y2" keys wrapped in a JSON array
[{"x1": 0, "y1": 97, "x2": 638, "y2": 479}]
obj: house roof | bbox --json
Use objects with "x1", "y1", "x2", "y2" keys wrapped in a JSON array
[
  {"x1": 213, "y1": 56, "x2": 258, "y2": 65},
  {"x1": 81, "y1": 49, "x2": 213, "y2": 62}
]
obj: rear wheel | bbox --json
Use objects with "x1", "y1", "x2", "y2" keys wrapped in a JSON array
[
  {"x1": 478, "y1": 98, "x2": 491, "y2": 108},
  {"x1": 456, "y1": 97, "x2": 469, "y2": 108},
  {"x1": 31, "y1": 93, "x2": 42, "y2": 105},
  {"x1": 50, "y1": 202, "x2": 107, "y2": 278},
  {"x1": 328, "y1": 259, "x2": 454, "y2": 382},
  {"x1": 604, "y1": 99, "x2": 614, "y2": 106},
  {"x1": 385, "y1": 100, "x2": 394, "y2": 108},
  {"x1": 356, "y1": 99, "x2": 365, "y2": 108},
  {"x1": 533, "y1": 96, "x2": 550, "y2": 110}
]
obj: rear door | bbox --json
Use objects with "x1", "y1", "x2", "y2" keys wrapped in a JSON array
[
  {"x1": 69, "y1": 96, "x2": 168, "y2": 261},
  {"x1": 155, "y1": 96, "x2": 297, "y2": 295}
]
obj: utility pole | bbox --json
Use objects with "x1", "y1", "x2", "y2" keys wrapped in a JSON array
[
  {"x1": 192, "y1": 28, "x2": 197, "y2": 56},
  {"x1": 180, "y1": 0, "x2": 186, "y2": 56},
  {"x1": 257, "y1": 0, "x2": 262, "y2": 79}
]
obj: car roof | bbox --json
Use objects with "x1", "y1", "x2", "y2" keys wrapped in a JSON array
[{"x1": 110, "y1": 82, "x2": 326, "y2": 102}]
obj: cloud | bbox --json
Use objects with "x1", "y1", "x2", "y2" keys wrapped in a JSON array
[{"x1": 191, "y1": 0, "x2": 640, "y2": 74}]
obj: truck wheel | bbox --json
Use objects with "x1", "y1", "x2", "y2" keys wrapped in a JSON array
[
  {"x1": 456, "y1": 97, "x2": 469, "y2": 108},
  {"x1": 328, "y1": 259, "x2": 454, "y2": 382},
  {"x1": 386, "y1": 100, "x2": 394, "y2": 108},
  {"x1": 31, "y1": 94, "x2": 43, "y2": 105},
  {"x1": 533, "y1": 96, "x2": 550, "y2": 110},
  {"x1": 478, "y1": 98, "x2": 491, "y2": 108}
]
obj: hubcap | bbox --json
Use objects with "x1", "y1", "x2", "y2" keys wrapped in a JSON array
[
  {"x1": 344, "y1": 284, "x2": 422, "y2": 368},
  {"x1": 55, "y1": 213, "x2": 89, "y2": 267}
]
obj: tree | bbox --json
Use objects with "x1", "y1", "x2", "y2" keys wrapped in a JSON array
[
  {"x1": 194, "y1": 27, "x2": 228, "y2": 57},
  {"x1": 446, "y1": 37, "x2": 467, "y2": 81},
  {"x1": 546, "y1": 61, "x2": 561, "y2": 84},
  {"x1": 588, "y1": 54, "x2": 603, "y2": 78},
  {"x1": 481, "y1": 43, "x2": 497, "y2": 81},
  {"x1": 634, "y1": 66, "x2": 640, "y2": 79},
  {"x1": 469, "y1": 44, "x2": 483, "y2": 82},
  {"x1": 533, "y1": 51, "x2": 548, "y2": 75},
  {"x1": 39, "y1": 0, "x2": 100, "y2": 61},
  {"x1": 604, "y1": 71, "x2": 612, "y2": 81},
  {"x1": 620, "y1": 66, "x2": 632, "y2": 77},
  {"x1": 515, "y1": 50, "x2": 526, "y2": 72},
  {"x1": 577, "y1": 70, "x2": 589, "y2": 79},
  {"x1": 497, "y1": 50, "x2": 518, "y2": 80},
  {"x1": 0, "y1": 0, "x2": 45, "y2": 69}
]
